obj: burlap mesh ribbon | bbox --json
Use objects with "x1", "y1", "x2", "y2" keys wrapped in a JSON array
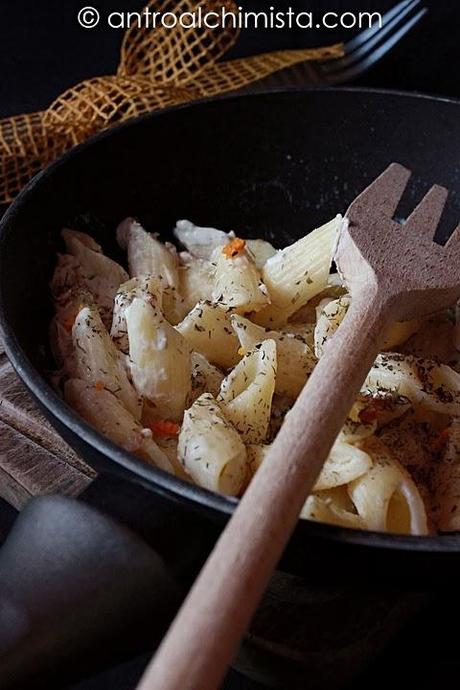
[{"x1": 0, "y1": 0, "x2": 343, "y2": 205}]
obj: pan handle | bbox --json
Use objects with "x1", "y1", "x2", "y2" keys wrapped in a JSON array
[{"x1": 0, "y1": 476, "x2": 209, "y2": 690}]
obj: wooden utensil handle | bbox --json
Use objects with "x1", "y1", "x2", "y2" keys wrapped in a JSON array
[{"x1": 138, "y1": 286, "x2": 394, "y2": 690}]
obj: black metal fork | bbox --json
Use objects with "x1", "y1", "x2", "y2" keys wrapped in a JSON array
[{"x1": 248, "y1": 0, "x2": 428, "y2": 90}]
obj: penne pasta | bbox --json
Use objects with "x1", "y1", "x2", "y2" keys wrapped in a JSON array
[
  {"x1": 315, "y1": 295, "x2": 421, "y2": 359},
  {"x1": 50, "y1": 286, "x2": 94, "y2": 372},
  {"x1": 403, "y1": 311, "x2": 459, "y2": 365},
  {"x1": 430, "y1": 420, "x2": 460, "y2": 531},
  {"x1": 178, "y1": 393, "x2": 247, "y2": 495},
  {"x1": 245, "y1": 239, "x2": 277, "y2": 269},
  {"x1": 231, "y1": 314, "x2": 316, "y2": 398},
  {"x1": 363, "y1": 353, "x2": 460, "y2": 417},
  {"x1": 57, "y1": 229, "x2": 129, "y2": 327},
  {"x1": 65, "y1": 379, "x2": 173, "y2": 473},
  {"x1": 52, "y1": 215, "x2": 460, "y2": 535},
  {"x1": 190, "y1": 351, "x2": 225, "y2": 403},
  {"x1": 218, "y1": 340, "x2": 277, "y2": 444},
  {"x1": 314, "y1": 437, "x2": 372, "y2": 491},
  {"x1": 289, "y1": 273, "x2": 347, "y2": 324},
  {"x1": 174, "y1": 219, "x2": 229, "y2": 260},
  {"x1": 117, "y1": 219, "x2": 181, "y2": 323},
  {"x1": 126, "y1": 297, "x2": 191, "y2": 421},
  {"x1": 348, "y1": 437, "x2": 428, "y2": 535},
  {"x1": 314, "y1": 296, "x2": 350, "y2": 358},
  {"x1": 72, "y1": 305, "x2": 141, "y2": 419},
  {"x1": 176, "y1": 255, "x2": 215, "y2": 320},
  {"x1": 246, "y1": 435, "x2": 371, "y2": 492},
  {"x1": 154, "y1": 436, "x2": 192, "y2": 482},
  {"x1": 117, "y1": 218, "x2": 177, "y2": 281},
  {"x1": 211, "y1": 244, "x2": 270, "y2": 314},
  {"x1": 256, "y1": 216, "x2": 341, "y2": 327},
  {"x1": 301, "y1": 492, "x2": 365, "y2": 530},
  {"x1": 111, "y1": 275, "x2": 162, "y2": 353},
  {"x1": 62, "y1": 228, "x2": 104, "y2": 254},
  {"x1": 176, "y1": 300, "x2": 240, "y2": 369}
]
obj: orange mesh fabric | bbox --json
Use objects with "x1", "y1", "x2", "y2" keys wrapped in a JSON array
[
  {"x1": 119, "y1": 0, "x2": 240, "y2": 83},
  {"x1": 44, "y1": 77, "x2": 195, "y2": 138},
  {"x1": 0, "y1": 0, "x2": 343, "y2": 205}
]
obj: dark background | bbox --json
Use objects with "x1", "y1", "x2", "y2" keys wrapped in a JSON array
[
  {"x1": 0, "y1": 1, "x2": 459, "y2": 689},
  {"x1": 0, "y1": 0, "x2": 459, "y2": 119}
]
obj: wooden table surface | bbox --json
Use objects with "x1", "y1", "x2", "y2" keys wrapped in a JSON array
[{"x1": 0, "y1": 334, "x2": 95, "y2": 510}]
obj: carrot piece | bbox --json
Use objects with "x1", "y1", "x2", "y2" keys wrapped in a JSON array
[
  {"x1": 148, "y1": 420, "x2": 180, "y2": 438},
  {"x1": 94, "y1": 381, "x2": 105, "y2": 392},
  {"x1": 62, "y1": 304, "x2": 85, "y2": 333},
  {"x1": 222, "y1": 238, "x2": 246, "y2": 259}
]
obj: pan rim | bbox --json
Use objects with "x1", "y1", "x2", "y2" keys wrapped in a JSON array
[{"x1": 2, "y1": 85, "x2": 460, "y2": 553}]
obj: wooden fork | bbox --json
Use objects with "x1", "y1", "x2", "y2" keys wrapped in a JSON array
[{"x1": 137, "y1": 163, "x2": 460, "y2": 690}]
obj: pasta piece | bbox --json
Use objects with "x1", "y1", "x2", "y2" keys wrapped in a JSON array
[
  {"x1": 174, "y1": 219, "x2": 229, "y2": 259},
  {"x1": 218, "y1": 340, "x2": 276, "y2": 444},
  {"x1": 111, "y1": 275, "x2": 162, "y2": 353},
  {"x1": 72, "y1": 306, "x2": 141, "y2": 419},
  {"x1": 430, "y1": 419, "x2": 460, "y2": 531},
  {"x1": 314, "y1": 438, "x2": 372, "y2": 491},
  {"x1": 251, "y1": 303, "x2": 292, "y2": 329},
  {"x1": 341, "y1": 398, "x2": 378, "y2": 443},
  {"x1": 190, "y1": 352, "x2": 225, "y2": 403},
  {"x1": 154, "y1": 437, "x2": 192, "y2": 482},
  {"x1": 176, "y1": 301, "x2": 240, "y2": 369},
  {"x1": 281, "y1": 323, "x2": 316, "y2": 355},
  {"x1": 403, "y1": 311, "x2": 458, "y2": 365},
  {"x1": 50, "y1": 253, "x2": 82, "y2": 300},
  {"x1": 363, "y1": 353, "x2": 460, "y2": 417},
  {"x1": 61, "y1": 229, "x2": 128, "y2": 314},
  {"x1": 348, "y1": 437, "x2": 428, "y2": 535},
  {"x1": 62, "y1": 228, "x2": 103, "y2": 254},
  {"x1": 255, "y1": 216, "x2": 341, "y2": 328},
  {"x1": 245, "y1": 239, "x2": 277, "y2": 269},
  {"x1": 289, "y1": 273, "x2": 346, "y2": 324},
  {"x1": 176, "y1": 255, "x2": 215, "y2": 320},
  {"x1": 50, "y1": 286, "x2": 94, "y2": 372},
  {"x1": 116, "y1": 218, "x2": 177, "y2": 282},
  {"x1": 378, "y1": 411, "x2": 434, "y2": 474},
  {"x1": 246, "y1": 444, "x2": 270, "y2": 478},
  {"x1": 384, "y1": 320, "x2": 421, "y2": 351},
  {"x1": 174, "y1": 221, "x2": 276, "y2": 268},
  {"x1": 61, "y1": 229, "x2": 129, "y2": 327},
  {"x1": 178, "y1": 393, "x2": 247, "y2": 495},
  {"x1": 54, "y1": 219, "x2": 456, "y2": 537},
  {"x1": 211, "y1": 245, "x2": 270, "y2": 314},
  {"x1": 247, "y1": 436, "x2": 370, "y2": 491},
  {"x1": 126, "y1": 298, "x2": 191, "y2": 421},
  {"x1": 231, "y1": 314, "x2": 315, "y2": 398},
  {"x1": 117, "y1": 218, "x2": 179, "y2": 290},
  {"x1": 301, "y1": 492, "x2": 365, "y2": 530},
  {"x1": 341, "y1": 392, "x2": 412, "y2": 447},
  {"x1": 315, "y1": 296, "x2": 421, "y2": 359},
  {"x1": 65, "y1": 379, "x2": 172, "y2": 473},
  {"x1": 314, "y1": 296, "x2": 350, "y2": 358}
]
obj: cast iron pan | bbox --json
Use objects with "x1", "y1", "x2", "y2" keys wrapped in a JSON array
[{"x1": 1, "y1": 88, "x2": 460, "y2": 686}]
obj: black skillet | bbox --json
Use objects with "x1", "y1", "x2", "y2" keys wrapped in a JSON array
[{"x1": 1, "y1": 88, "x2": 460, "y2": 687}]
